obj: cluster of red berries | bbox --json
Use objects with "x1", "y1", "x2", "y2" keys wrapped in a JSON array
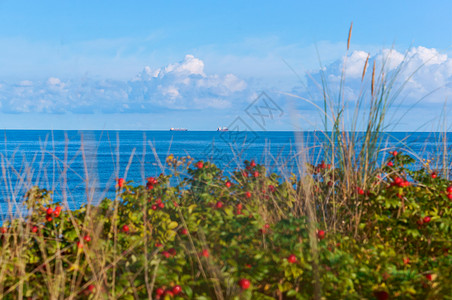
[
  {"x1": 314, "y1": 160, "x2": 332, "y2": 173},
  {"x1": 161, "y1": 247, "x2": 177, "y2": 258},
  {"x1": 446, "y1": 185, "x2": 452, "y2": 200},
  {"x1": 117, "y1": 178, "x2": 125, "y2": 188},
  {"x1": 76, "y1": 234, "x2": 92, "y2": 249},
  {"x1": 242, "y1": 160, "x2": 260, "y2": 178},
  {"x1": 386, "y1": 151, "x2": 399, "y2": 168},
  {"x1": 391, "y1": 176, "x2": 410, "y2": 188},
  {"x1": 268, "y1": 185, "x2": 276, "y2": 193},
  {"x1": 151, "y1": 198, "x2": 165, "y2": 210},
  {"x1": 155, "y1": 285, "x2": 182, "y2": 298},
  {"x1": 45, "y1": 206, "x2": 62, "y2": 222},
  {"x1": 146, "y1": 177, "x2": 158, "y2": 190},
  {"x1": 417, "y1": 216, "x2": 431, "y2": 227}
]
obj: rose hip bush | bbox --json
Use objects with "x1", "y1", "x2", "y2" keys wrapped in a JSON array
[{"x1": 0, "y1": 153, "x2": 450, "y2": 299}]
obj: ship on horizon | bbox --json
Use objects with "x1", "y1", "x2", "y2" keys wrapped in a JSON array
[
  {"x1": 170, "y1": 128, "x2": 188, "y2": 131},
  {"x1": 217, "y1": 127, "x2": 229, "y2": 132}
]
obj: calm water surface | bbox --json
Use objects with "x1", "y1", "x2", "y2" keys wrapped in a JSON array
[{"x1": 0, "y1": 130, "x2": 450, "y2": 218}]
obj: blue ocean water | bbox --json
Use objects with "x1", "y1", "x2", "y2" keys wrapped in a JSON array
[{"x1": 0, "y1": 130, "x2": 450, "y2": 218}]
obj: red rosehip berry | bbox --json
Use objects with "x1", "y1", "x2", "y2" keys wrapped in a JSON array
[
  {"x1": 215, "y1": 201, "x2": 223, "y2": 208},
  {"x1": 242, "y1": 171, "x2": 248, "y2": 178},
  {"x1": 245, "y1": 191, "x2": 251, "y2": 199},
  {"x1": 357, "y1": 187, "x2": 364, "y2": 195},
  {"x1": 431, "y1": 172, "x2": 437, "y2": 179},
  {"x1": 180, "y1": 228, "x2": 188, "y2": 235},
  {"x1": 46, "y1": 216, "x2": 53, "y2": 222},
  {"x1": 83, "y1": 235, "x2": 91, "y2": 242},
  {"x1": 264, "y1": 223, "x2": 270, "y2": 229},
  {"x1": 423, "y1": 216, "x2": 431, "y2": 223},
  {"x1": 46, "y1": 207, "x2": 53, "y2": 215},
  {"x1": 196, "y1": 161, "x2": 204, "y2": 169},
  {"x1": 76, "y1": 241, "x2": 83, "y2": 249},
  {"x1": 163, "y1": 290, "x2": 174, "y2": 297},
  {"x1": 238, "y1": 278, "x2": 251, "y2": 290},
  {"x1": 155, "y1": 288, "x2": 165, "y2": 296},
  {"x1": 32, "y1": 226, "x2": 38, "y2": 233},
  {"x1": 253, "y1": 171, "x2": 259, "y2": 178},
  {"x1": 317, "y1": 230, "x2": 326, "y2": 240},
  {"x1": 287, "y1": 254, "x2": 297, "y2": 263},
  {"x1": 268, "y1": 185, "x2": 275, "y2": 192},
  {"x1": 236, "y1": 203, "x2": 243, "y2": 210},
  {"x1": 161, "y1": 251, "x2": 171, "y2": 258},
  {"x1": 201, "y1": 249, "x2": 209, "y2": 257},
  {"x1": 0, "y1": 227, "x2": 7, "y2": 234},
  {"x1": 168, "y1": 248, "x2": 177, "y2": 256},
  {"x1": 172, "y1": 285, "x2": 182, "y2": 295},
  {"x1": 447, "y1": 193, "x2": 452, "y2": 200},
  {"x1": 158, "y1": 202, "x2": 164, "y2": 209},
  {"x1": 117, "y1": 178, "x2": 125, "y2": 188},
  {"x1": 394, "y1": 176, "x2": 403, "y2": 186},
  {"x1": 122, "y1": 225, "x2": 130, "y2": 233},
  {"x1": 87, "y1": 284, "x2": 95, "y2": 293},
  {"x1": 151, "y1": 204, "x2": 157, "y2": 210},
  {"x1": 250, "y1": 160, "x2": 256, "y2": 168},
  {"x1": 403, "y1": 257, "x2": 410, "y2": 265},
  {"x1": 447, "y1": 185, "x2": 452, "y2": 194},
  {"x1": 425, "y1": 273, "x2": 433, "y2": 281},
  {"x1": 225, "y1": 181, "x2": 232, "y2": 188},
  {"x1": 373, "y1": 291, "x2": 389, "y2": 300},
  {"x1": 387, "y1": 161, "x2": 393, "y2": 167},
  {"x1": 392, "y1": 151, "x2": 398, "y2": 156}
]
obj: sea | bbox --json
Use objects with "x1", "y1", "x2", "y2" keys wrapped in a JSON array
[{"x1": 0, "y1": 130, "x2": 450, "y2": 219}]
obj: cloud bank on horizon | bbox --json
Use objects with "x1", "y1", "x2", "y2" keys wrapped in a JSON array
[{"x1": 0, "y1": 46, "x2": 451, "y2": 129}]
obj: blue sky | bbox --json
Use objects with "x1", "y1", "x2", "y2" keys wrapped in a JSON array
[{"x1": 0, "y1": 0, "x2": 451, "y2": 131}]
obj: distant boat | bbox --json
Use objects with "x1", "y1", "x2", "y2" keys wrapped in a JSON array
[
  {"x1": 170, "y1": 128, "x2": 188, "y2": 131},
  {"x1": 217, "y1": 127, "x2": 229, "y2": 132}
]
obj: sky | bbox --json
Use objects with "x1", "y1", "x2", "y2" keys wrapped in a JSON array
[{"x1": 0, "y1": 0, "x2": 451, "y2": 131}]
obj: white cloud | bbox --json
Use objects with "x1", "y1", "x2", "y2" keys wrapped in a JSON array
[
  {"x1": 164, "y1": 54, "x2": 206, "y2": 77},
  {"x1": 344, "y1": 51, "x2": 369, "y2": 79},
  {"x1": 0, "y1": 55, "x2": 252, "y2": 113},
  {"x1": 305, "y1": 47, "x2": 452, "y2": 106}
]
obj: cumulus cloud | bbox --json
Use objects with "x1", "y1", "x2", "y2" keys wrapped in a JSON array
[
  {"x1": 300, "y1": 46, "x2": 452, "y2": 107},
  {"x1": 0, "y1": 55, "x2": 251, "y2": 113}
]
